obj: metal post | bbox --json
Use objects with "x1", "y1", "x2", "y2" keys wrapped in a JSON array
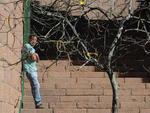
[
  {"x1": 23, "y1": 0, "x2": 31, "y2": 44},
  {"x1": 18, "y1": 1, "x2": 31, "y2": 113}
]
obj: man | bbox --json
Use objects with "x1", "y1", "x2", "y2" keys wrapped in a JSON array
[{"x1": 22, "y1": 34, "x2": 43, "y2": 108}]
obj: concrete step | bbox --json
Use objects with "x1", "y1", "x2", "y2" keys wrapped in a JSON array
[
  {"x1": 22, "y1": 109, "x2": 52, "y2": 113},
  {"x1": 23, "y1": 96, "x2": 102, "y2": 103},
  {"x1": 23, "y1": 95, "x2": 146, "y2": 103},
  {"x1": 37, "y1": 60, "x2": 98, "y2": 72},
  {"x1": 24, "y1": 72, "x2": 106, "y2": 84},
  {"x1": 23, "y1": 102, "x2": 77, "y2": 109},
  {"x1": 24, "y1": 72, "x2": 70, "y2": 79},
  {"x1": 69, "y1": 66, "x2": 97, "y2": 72},
  {"x1": 37, "y1": 65, "x2": 97, "y2": 72},
  {"x1": 23, "y1": 96, "x2": 60, "y2": 103},
  {"x1": 24, "y1": 71, "x2": 148, "y2": 81},
  {"x1": 24, "y1": 89, "x2": 66, "y2": 96},
  {"x1": 24, "y1": 76, "x2": 76, "y2": 84},
  {"x1": 24, "y1": 82, "x2": 56, "y2": 89},
  {"x1": 22, "y1": 108, "x2": 144, "y2": 113},
  {"x1": 38, "y1": 60, "x2": 70, "y2": 67},
  {"x1": 37, "y1": 60, "x2": 70, "y2": 72},
  {"x1": 22, "y1": 109, "x2": 87, "y2": 113},
  {"x1": 23, "y1": 102, "x2": 49, "y2": 109}
]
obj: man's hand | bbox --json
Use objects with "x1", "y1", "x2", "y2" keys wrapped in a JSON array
[{"x1": 30, "y1": 53, "x2": 40, "y2": 62}]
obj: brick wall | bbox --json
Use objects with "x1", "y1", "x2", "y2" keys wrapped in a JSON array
[{"x1": 0, "y1": 0, "x2": 23, "y2": 113}]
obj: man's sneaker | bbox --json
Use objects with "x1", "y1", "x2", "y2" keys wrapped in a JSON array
[{"x1": 35, "y1": 103, "x2": 44, "y2": 109}]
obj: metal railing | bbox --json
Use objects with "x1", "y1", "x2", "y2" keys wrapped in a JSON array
[{"x1": 18, "y1": 72, "x2": 25, "y2": 113}]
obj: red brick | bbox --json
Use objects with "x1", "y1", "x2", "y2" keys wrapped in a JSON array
[
  {"x1": 56, "y1": 81, "x2": 92, "y2": 89},
  {"x1": 60, "y1": 96, "x2": 99, "y2": 102},
  {"x1": 92, "y1": 82, "x2": 112, "y2": 89},
  {"x1": 54, "y1": 109, "x2": 86, "y2": 113},
  {"x1": 120, "y1": 96, "x2": 145, "y2": 102},
  {"x1": 25, "y1": 77, "x2": 76, "y2": 86},
  {"x1": 119, "y1": 83, "x2": 146, "y2": 89},
  {"x1": 47, "y1": 72, "x2": 70, "y2": 78},
  {"x1": 23, "y1": 96, "x2": 60, "y2": 103},
  {"x1": 24, "y1": 82, "x2": 55, "y2": 89},
  {"x1": 49, "y1": 102, "x2": 77, "y2": 108},
  {"x1": 69, "y1": 66, "x2": 96, "y2": 72},
  {"x1": 99, "y1": 96, "x2": 144, "y2": 103},
  {"x1": 38, "y1": 60, "x2": 70, "y2": 72},
  {"x1": 48, "y1": 78, "x2": 76, "y2": 84},
  {"x1": 131, "y1": 89, "x2": 150, "y2": 96},
  {"x1": 66, "y1": 89, "x2": 103, "y2": 96},
  {"x1": 22, "y1": 109, "x2": 53, "y2": 113},
  {"x1": 118, "y1": 108, "x2": 140, "y2": 113},
  {"x1": 77, "y1": 101, "x2": 112, "y2": 109},
  {"x1": 121, "y1": 102, "x2": 150, "y2": 109},
  {"x1": 125, "y1": 78, "x2": 144, "y2": 83},
  {"x1": 104, "y1": 89, "x2": 131, "y2": 96},
  {"x1": 77, "y1": 78, "x2": 109, "y2": 84},
  {"x1": 70, "y1": 72, "x2": 105, "y2": 78},
  {"x1": 140, "y1": 109, "x2": 150, "y2": 113},
  {"x1": 38, "y1": 60, "x2": 70, "y2": 67},
  {"x1": 119, "y1": 72, "x2": 148, "y2": 77},
  {"x1": 41, "y1": 96, "x2": 61, "y2": 103},
  {"x1": 23, "y1": 102, "x2": 49, "y2": 109},
  {"x1": 25, "y1": 89, "x2": 66, "y2": 96},
  {"x1": 145, "y1": 83, "x2": 150, "y2": 89},
  {"x1": 77, "y1": 77, "x2": 124, "y2": 87},
  {"x1": 37, "y1": 72, "x2": 71, "y2": 79},
  {"x1": 87, "y1": 109, "x2": 111, "y2": 113},
  {"x1": 31, "y1": 75, "x2": 74, "y2": 84},
  {"x1": 99, "y1": 96, "x2": 112, "y2": 102}
]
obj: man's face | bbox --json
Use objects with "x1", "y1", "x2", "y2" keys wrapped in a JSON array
[{"x1": 29, "y1": 36, "x2": 37, "y2": 46}]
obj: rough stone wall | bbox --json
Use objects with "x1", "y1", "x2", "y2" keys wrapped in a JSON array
[{"x1": 0, "y1": 0, "x2": 23, "y2": 113}]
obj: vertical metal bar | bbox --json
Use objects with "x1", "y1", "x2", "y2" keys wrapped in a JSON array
[
  {"x1": 23, "y1": 0, "x2": 31, "y2": 44},
  {"x1": 18, "y1": 73, "x2": 25, "y2": 113},
  {"x1": 18, "y1": 1, "x2": 31, "y2": 113}
]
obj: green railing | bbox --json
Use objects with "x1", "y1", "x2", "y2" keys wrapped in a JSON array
[
  {"x1": 23, "y1": 0, "x2": 31, "y2": 44},
  {"x1": 18, "y1": 72, "x2": 25, "y2": 113},
  {"x1": 18, "y1": 0, "x2": 31, "y2": 112}
]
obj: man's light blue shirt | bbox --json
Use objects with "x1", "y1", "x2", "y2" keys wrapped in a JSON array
[{"x1": 22, "y1": 43, "x2": 37, "y2": 72}]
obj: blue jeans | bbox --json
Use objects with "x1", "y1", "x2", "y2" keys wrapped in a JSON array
[{"x1": 26, "y1": 71, "x2": 42, "y2": 106}]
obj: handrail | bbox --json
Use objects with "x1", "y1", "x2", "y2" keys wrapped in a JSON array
[{"x1": 18, "y1": 72, "x2": 25, "y2": 113}]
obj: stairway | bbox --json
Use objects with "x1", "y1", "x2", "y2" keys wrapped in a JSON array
[{"x1": 22, "y1": 60, "x2": 150, "y2": 113}]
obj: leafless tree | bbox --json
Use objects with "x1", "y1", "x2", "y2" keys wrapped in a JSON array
[{"x1": 29, "y1": 0, "x2": 150, "y2": 113}]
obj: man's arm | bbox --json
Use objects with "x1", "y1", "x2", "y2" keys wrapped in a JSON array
[{"x1": 24, "y1": 43, "x2": 39, "y2": 62}]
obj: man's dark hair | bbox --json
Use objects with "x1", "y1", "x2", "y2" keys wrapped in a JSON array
[{"x1": 29, "y1": 34, "x2": 37, "y2": 40}]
